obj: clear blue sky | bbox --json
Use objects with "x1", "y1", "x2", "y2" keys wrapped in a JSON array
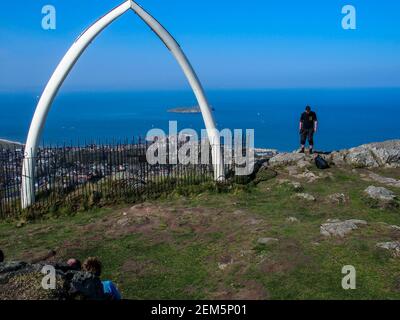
[{"x1": 1, "y1": 0, "x2": 400, "y2": 91}]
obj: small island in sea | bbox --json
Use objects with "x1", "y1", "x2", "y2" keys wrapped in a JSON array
[{"x1": 167, "y1": 106, "x2": 214, "y2": 114}]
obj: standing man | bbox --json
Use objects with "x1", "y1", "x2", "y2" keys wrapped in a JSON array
[{"x1": 299, "y1": 105, "x2": 318, "y2": 154}]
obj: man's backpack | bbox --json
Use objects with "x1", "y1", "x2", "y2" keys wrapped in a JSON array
[{"x1": 315, "y1": 155, "x2": 330, "y2": 170}]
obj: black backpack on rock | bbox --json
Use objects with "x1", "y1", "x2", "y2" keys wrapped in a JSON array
[{"x1": 315, "y1": 155, "x2": 330, "y2": 170}]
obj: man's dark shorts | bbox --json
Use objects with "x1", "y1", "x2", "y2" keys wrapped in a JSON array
[{"x1": 300, "y1": 128, "x2": 314, "y2": 145}]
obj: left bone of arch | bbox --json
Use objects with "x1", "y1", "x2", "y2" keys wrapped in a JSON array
[{"x1": 21, "y1": 0, "x2": 224, "y2": 209}]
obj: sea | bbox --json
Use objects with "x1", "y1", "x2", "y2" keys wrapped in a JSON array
[{"x1": 1, "y1": 88, "x2": 399, "y2": 152}]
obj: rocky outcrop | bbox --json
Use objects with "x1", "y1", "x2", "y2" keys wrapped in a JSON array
[
  {"x1": 292, "y1": 171, "x2": 320, "y2": 183},
  {"x1": 364, "y1": 173, "x2": 400, "y2": 188},
  {"x1": 330, "y1": 140, "x2": 400, "y2": 168},
  {"x1": 286, "y1": 217, "x2": 300, "y2": 223},
  {"x1": 364, "y1": 186, "x2": 396, "y2": 202},
  {"x1": 320, "y1": 219, "x2": 367, "y2": 238},
  {"x1": 278, "y1": 179, "x2": 303, "y2": 192},
  {"x1": 257, "y1": 238, "x2": 279, "y2": 245},
  {"x1": 376, "y1": 242, "x2": 400, "y2": 257},
  {"x1": 268, "y1": 153, "x2": 306, "y2": 167},
  {"x1": 295, "y1": 193, "x2": 316, "y2": 202},
  {"x1": 265, "y1": 140, "x2": 400, "y2": 169},
  {"x1": 344, "y1": 149, "x2": 379, "y2": 168},
  {"x1": 326, "y1": 193, "x2": 348, "y2": 205},
  {"x1": 0, "y1": 261, "x2": 106, "y2": 300}
]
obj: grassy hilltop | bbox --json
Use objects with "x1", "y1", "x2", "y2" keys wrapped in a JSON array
[{"x1": 1, "y1": 160, "x2": 400, "y2": 299}]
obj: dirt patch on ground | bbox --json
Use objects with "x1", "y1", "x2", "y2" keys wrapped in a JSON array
[
  {"x1": 97, "y1": 203, "x2": 268, "y2": 244},
  {"x1": 35, "y1": 202, "x2": 269, "y2": 268},
  {"x1": 213, "y1": 280, "x2": 269, "y2": 300},
  {"x1": 18, "y1": 250, "x2": 57, "y2": 264},
  {"x1": 260, "y1": 239, "x2": 312, "y2": 274},
  {"x1": 121, "y1": 259, "x2": 153, "y2": 276}
]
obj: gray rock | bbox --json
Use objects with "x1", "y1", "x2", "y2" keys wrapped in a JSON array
[
  {"x1": 346, "y1": 219, "x2": 368, "y2": 225},
  {"x1": 269, "y1": 153, "x2": 306, "y2": 167},
  {"x1": 364, "y1": 186, "x2": 396, "y2": 202},
  {"x1": 362, "y1": 140, "x2": 400, "y2": 167},
  {"x1": 326, "y1": 218, "x2": 341, "y2": 223},
  {"x1": 326, "y1": 193, "x2": 348, "y2": 204},
  {"x1": 257, "y1": 237, "x2": 279, "y2": 245},
  {"x1": 346, "y1": 148, "x2": 379, "y2": 168},
  {"x1": 296, "y1": 159, "x2": 312, "y2": 169},
  {"x1": 295, "y1": 193, "x2": 316, "y2": 201},
  {"x1": 247, "y1": 218, "x2": 263, "y2": 225},
  {"x1": 293, "y1": 170, "x2": 320, "y2": 182},
  {"x1": 330, "y1": 151, "x2": 347, "y2": 166},
  {"x1": 320, "y1": 219, "x2": 367, "y2": 238},
  {"x1": 367, "y1": 173, "x2": 400, "y2": 188},
  {"x1": 286, "y1": 217, "x2": 300, "y2": 223},
  {"x1": 286, "y1": 166, "x2": 299, "y2": 176},
  {"x1": 217, "y1": 259, "x2": 233, "y2": 270},
  {"x1": 376, "y1": 241, "x2": 400, "y2": 257},
  {"x1": 266, "y1": 140, "x2": 400, "y2": 170},
  {"x1": 290, "y1": 182, "x2": 303, "y2": 191},
  {"x1": 336, "y1": 140, "x2": 400, "y2": 168},
  {"x1": 278, "y1": 179, "x2": 303, "y2": 191}
]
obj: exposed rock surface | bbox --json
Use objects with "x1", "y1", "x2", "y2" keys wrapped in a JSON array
[
  {"x1": 345, "y1": 149, "x2": 379, "y2": 168},
  {"x1": 326, "y1": 193, "x2": 348, "y2": 205},
  {"x1": 320, "y1": 219, "x2": 367, "y2": 238},
  {"x1": 217, "y1": 257, "x2": 234, "y2": 271},
  {"x1": 293, "y1": 171, "x2": 320, "y2": 183},
  {"x1": 365, "y1": 173, "x2": 400, "y2": 188},
  {"x1": 295, "y1": 193, "x2": 316, "y2": 202},
  {"x1": 330, "y1": 152, "x2": 346, "y2": 166},
  {"x1": 257, "y1": 238, "x2": 279, "y2": 245},
  {"x1": 269, "y1": 153, "x2": 306, "y2": 167},
  {"x1": 330, "y1": 140, "x2": 400, "y2": 168},
  {"x1": 286, "y1": 166, "x2": 299, "y2": 176},
  {"x1": 376, "y1": 242, "x2": 400, "y2": 257},
  {"x1": 364, "y1": 186, "x2": 396, "y2": 202},
  {"x1": 296, "y1": 160, "x2": 312, "y2": 169},
  {"x1": 264, "y1": 140, "x2": 400, "y2": 169},
  {"x1": 278, "y1": 179, "x2": 303, "y2": 192}
]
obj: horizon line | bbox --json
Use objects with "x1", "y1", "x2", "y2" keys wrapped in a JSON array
[{"x1": 2, "y1": 86, "x2": 400, "y2": 94}]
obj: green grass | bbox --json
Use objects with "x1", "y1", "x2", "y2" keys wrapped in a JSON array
[{"x1": 1, "y1": 166, "x2": 400, "y2": 299}]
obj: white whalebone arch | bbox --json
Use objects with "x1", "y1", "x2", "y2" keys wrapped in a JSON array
[{"x1": 21, "y1": 0, "x2": 224, "y2": 209}]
